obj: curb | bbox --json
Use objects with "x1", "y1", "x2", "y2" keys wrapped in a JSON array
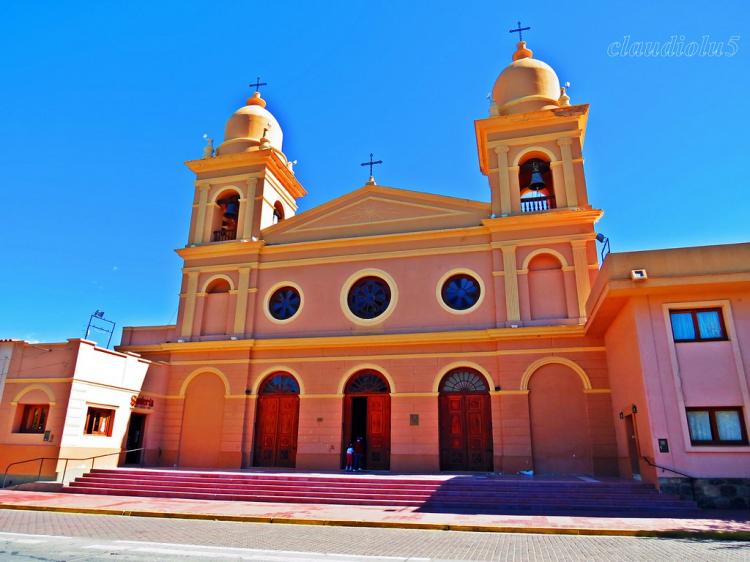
[{"x1": 1, "y1": 503, "x2": 749, "y2": 540}]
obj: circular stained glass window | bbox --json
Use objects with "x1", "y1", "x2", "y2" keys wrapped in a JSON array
[
  {"x1": 347, "y1": 276, "x2": 391, "y2": 320},
  {"x1": 268, "y1": 286, "x2": 301, "y2": 320},
  {"x1": 441, "y1": 274, "x2": 481, "y2": 311}
]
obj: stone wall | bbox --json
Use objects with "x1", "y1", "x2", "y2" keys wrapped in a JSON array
[{"x1": 659, "y1": 477, "x2": 750, "y2": 509}]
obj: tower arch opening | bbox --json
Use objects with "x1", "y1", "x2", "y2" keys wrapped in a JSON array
[
  {"x1": 519, "y1": 154, "x2": 555, "y2": 213},
  {"x1": 211, "y1": 189, "x2": 241, "y2": 242}
]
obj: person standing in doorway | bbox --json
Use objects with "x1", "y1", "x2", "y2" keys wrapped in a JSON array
[
  {"x1": 354, "y1": 436, "x2": 365, "y2": 471},
  {"x1": 345, "y1": 443, "x2": 354, "y2": 472}
]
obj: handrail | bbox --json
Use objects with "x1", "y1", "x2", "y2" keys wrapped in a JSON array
[
  {"x1": 641, "y1": 456, "x2": 693, "y2": 479},
  {"x1": 642, "y1": 456, "x2": 696, "y2": 500},
  {"x1": 2, "y1": 447, "x2": 145, "y2": 489}
]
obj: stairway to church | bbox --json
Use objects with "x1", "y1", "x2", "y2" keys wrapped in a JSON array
[{"x1": 63, "y1": 468, "x2": 700, "y2": 516}]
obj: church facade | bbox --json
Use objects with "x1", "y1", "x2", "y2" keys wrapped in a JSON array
[{"x1": 1, "y1": 41, "x2": 748, "y2": 498}]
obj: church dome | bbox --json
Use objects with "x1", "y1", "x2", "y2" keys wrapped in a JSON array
[
  {"x1": 492, "y1": 41, "x2": 561, "y2": 116},
  {"x1": 216, "y1": 91, "x2": 284, "y2": 156}
]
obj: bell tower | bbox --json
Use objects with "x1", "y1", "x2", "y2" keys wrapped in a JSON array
[
  {"x1": 475, "y1": 37, "x2": 601, "y2": 326},
  {"x1": 175, "y1": 89, "x2": 306, "y2": 342},
  {"x1": 475, "y1": 40, "x2": 590, "y2": 218},
  {"x1": 184, "y1": 90, "x2": 306, "y2": 246}
]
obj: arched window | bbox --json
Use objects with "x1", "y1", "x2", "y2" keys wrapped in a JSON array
[
  {"x1": 519, "y1": 157, "x2": 555, "y2": 213},
  {"x1": 259, "y1": 373, "x2": 300, "y2": 394},
  {"x1": 272, "y1": 201, "x2": 285, "y2": 224},
  {"x1": 439, "y1": 368, "x2": 489, "y2": 393},
  {"x1": 211, "y1": 190, "x2": 240, "y2": 241},
  {"x1": 345, "y1": 371, "x2": 390, "y2": 394}
]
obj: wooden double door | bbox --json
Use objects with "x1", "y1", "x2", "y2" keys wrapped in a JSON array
[
  {"x1": 253, "y1": 394, "x2": 299, "y2": 468},
  {"x1": 439, "y1": 393, "x2": 493, "y2": 471},
  {"x1": 342, "y1": 394, "x2": 390, "y2": 470}
]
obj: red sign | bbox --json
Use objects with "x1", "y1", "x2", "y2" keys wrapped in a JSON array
[{"x1": 130, "y1": 395, "x2": 154, "y2": 409}]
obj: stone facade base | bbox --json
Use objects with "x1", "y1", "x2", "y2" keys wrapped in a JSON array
[{"x1": 659, "y1": 477, "x2": 750, "y2": 509}]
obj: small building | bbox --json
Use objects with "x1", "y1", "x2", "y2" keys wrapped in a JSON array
[{"x1": 0, "y1": 339, "x2": 164, "y2": 485}]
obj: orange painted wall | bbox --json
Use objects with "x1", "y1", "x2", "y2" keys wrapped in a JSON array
[{"x1": 178, "y1": 373, "x2": 226, "y2": 468}]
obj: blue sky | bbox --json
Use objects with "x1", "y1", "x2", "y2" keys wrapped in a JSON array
[{"x1": 0, "y1": 1, "x2": 747, "y2": 345}]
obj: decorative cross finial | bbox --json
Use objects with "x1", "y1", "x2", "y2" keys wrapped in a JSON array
[
  {"x1": 249, "y1": 76, "x2": 268, "y2": 93},
  {"x1": 360, "y1": 153, "x2": 383, "y2": 177},
  {"x1": 509, "y1": 21, "x2": 531, "y2": 42}
]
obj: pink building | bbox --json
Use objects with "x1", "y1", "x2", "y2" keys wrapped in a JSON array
[{"x1": 1, "y1": 40, "x2": 748, "y2": 508}]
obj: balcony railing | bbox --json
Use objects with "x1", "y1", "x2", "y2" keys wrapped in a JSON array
[
  {"x1": 521, "y1": 195, "x2": 556, "y2": 213},
  {"x1": 211, "y1": 229, "x2": 237, "y2": 242}
]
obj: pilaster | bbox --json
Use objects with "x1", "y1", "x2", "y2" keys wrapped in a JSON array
[
  {"x1": 493, "y1": 145, "x2": 511, "y2": 216},
  {"x1": 502, "y1": 246, "x2": 521, "y2": 324},
  {"x1": 557, "y1": 138, "x2": 578, "y2": 207},
  {"x1": 509, "y1": 166, "x2": 521, "y2": 214},
  {"x1": 233, "y1": 267, "x2": 251, "y2": 336},
  {"x1": 241, "y1": 177, "x2": 258, "y2": 241},
  {"x1": 192, "y1": 182, "x2": 210, "y2": 244},
  {"x1": 571, "y1": 239, "x2": 592, "y2": 320},
  {"x1": 549, "y1": 161, "x2": 567, "y2": 208},
  {"x1": 180, "y1": 271, "x2": 200, "y2": 339}
]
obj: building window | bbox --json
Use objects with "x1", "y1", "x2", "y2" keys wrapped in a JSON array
[
  {"x1": 686, "y1": 407, "x2": 747, "y2": 446},
  {"x1": 268, "y1": 286, "x2": 301, "y2": 320},
  {"x1": 19, "y1": 404, "x2": 49, "y2": 434},
  {"x1": 670, "y1": 308, "x2": 727, "y2": 342},
  {"x1": 347, "y1": 276, "x2": 391, "y2": 320},
  {"x1": 84, "y1": 407, "x2": 115, "y2": 436},
  {"x1": 441, "y1": 274, "x2": 481, "y2": 311}
]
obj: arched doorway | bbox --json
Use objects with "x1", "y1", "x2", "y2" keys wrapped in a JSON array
[
  {"x1": 342, "y1": 371, "x2": 390, "y2": 470},
  {"x1": 438, "y1": 368, "x2": 493, "y2": 471},
  {"x1": 253, "y1": 373, "x2": 300, "y2": 468},
  {"x1": 179, "y1": 372, "x2": 226, "y2": 468},
  {"x1": 529, "y1": 364, "x2": 592, "y2": 474}
]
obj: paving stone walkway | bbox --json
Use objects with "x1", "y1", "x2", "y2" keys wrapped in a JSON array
[{"x1": 0, "y1": 489, "x2": 748, "y2": 538}]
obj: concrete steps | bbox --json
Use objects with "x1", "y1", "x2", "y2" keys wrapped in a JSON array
[{"x1": 63, "y1": 468, "x2": 701, "y2": 516}]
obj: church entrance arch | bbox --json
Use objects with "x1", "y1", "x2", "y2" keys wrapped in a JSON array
[
  {"x1": 529, "y1": 363, "x2": 593, "y2": 475},
  {"x1": 342, "y1": 371, "x2": 390, "y2": 470},
  {"x1": 438, "y1": 368, "x2": 493, "y2": 471},
  {"x1": 179, "y1": 372, "x2": 226, "y2": 468},
  {"x1": 253, "y1": 373, "x2": 300, "y2": 468}
]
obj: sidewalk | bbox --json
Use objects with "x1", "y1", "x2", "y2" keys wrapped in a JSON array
[{"x1": 1, "y1": 489, "x2": 748, "y2": 539}]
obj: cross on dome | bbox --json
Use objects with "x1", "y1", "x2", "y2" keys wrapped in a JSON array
[
  {"x1": 509, "y1": 21, "x2": 531, "y2": 42},
  {"x1": 249, "y1": 76, "x2": 267, "y2": 93}
]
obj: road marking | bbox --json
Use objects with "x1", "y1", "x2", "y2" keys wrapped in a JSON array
[
  {"x1": 0, "y1": 531, "x2": 69, "y2": 540},
  {"x1": 116, "y1": 539, "x2": 429, "y2": 560}
]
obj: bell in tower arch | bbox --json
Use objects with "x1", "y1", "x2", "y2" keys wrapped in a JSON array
[
  {"x1": 222, "y1": 197, "x2": 239, "y2": 219},
  {"x1": 526, "y1": 159, "x2": 547, "y2": 191}
]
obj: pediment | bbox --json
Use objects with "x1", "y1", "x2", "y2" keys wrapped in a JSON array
[{"x1": 262, "y1": 185, "x2": 489, "y2": 244}]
